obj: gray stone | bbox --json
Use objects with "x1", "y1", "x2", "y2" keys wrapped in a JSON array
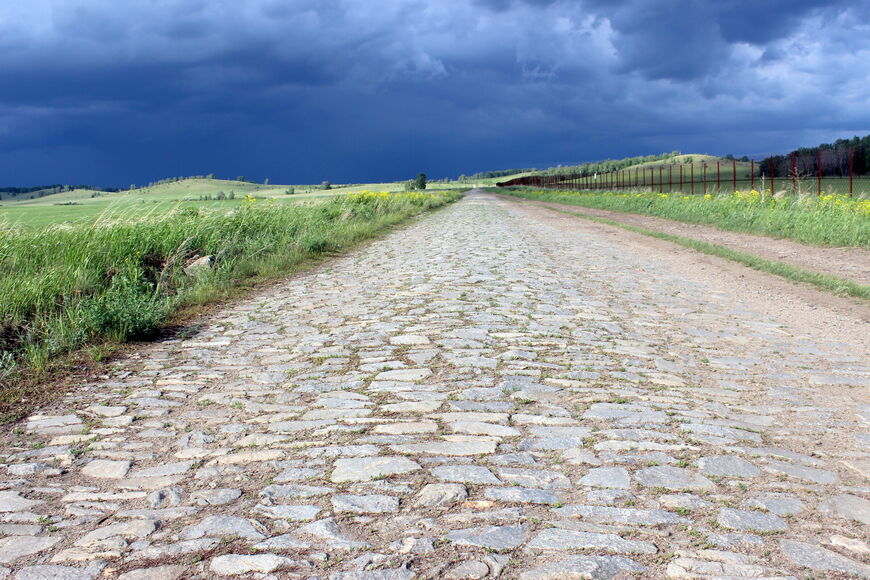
[
  {"x1": 209, "y1": 554, "x2": 292, "y2": 576},
  {"x1": 659, "y1": 494, "x2": 713, "y2": 511},
  {"x1": 80, "y1": 459, "x2": 131, "y2": 479},
  {"x1": 184, "y1": 255, "x2": 215, "y2": 276},
  {"x1": 717, "y1": 508, "x2": 787, "y2": 532},
  {"x1": 180, "y1": 515, "x2": 265, "y2": 540},
  {"x1": 484, "y1": 487, "x2": 560, "y2": 505},
  {"x1": 390, "y1": 438, "x2": 497, "y2": 456},
  {"x1": 332, "y1": 494, "x2": 399, "y2": 514},
  {"x1": 253, "y1": 504, "x2": 321, "y2": 520},
  {"x1": 518, "y1": 556, "x2": 647, "y2": 579},
  {"x1": 432, "y1": 465, "x2": 500, "y2": 484},
  {"x1": 553, "y1": 505, "x2": 689, "y2": 526},
  {"x1": 527, "y1": 529, "x2": 657, "y2": 554},
  {"x1": 117, "y1": 565, "x2": 187, "y2": 580},
  {"x1": 331, "y1": 456, "x2": 421, "y2": 482},
  {"x1": 634, "y1": 466, "x2": 715, "y2": 491},
  {"x1": 496, "y1": 467, "x2": 570, "y2": 489},
  {"x1": 579, "y1": 467, "x2": 631, "y2": 489},
  {"x1": 445, "y1": 524, "x2": 528, "y2": 550},
  {"x1": 0, "y1": 491, "x2": 42, "y2": 513},
  {"x1": 191, "y1": 488, "x2": 242, "y2": 505},
  {"x1": 451, "y1": 421, "x2": 521, "y2": 437},
  {"x1": 14, "y1": 563, "x2": 104, "y2": 580},
  {"x1": 779, "y1": 539, "x2": 870, "y2": 577},
  {"x1": 444, "y1": 560, "x2": 489, "y2": 579},
  {"x1": 763, "y1": 459, "x2": 839, "y2": 484},
  {"x1": 696, "y1": 455, "x2": 760, "y2": 477},
  {"x1": 0, "y1": 536, "x2": 61, "y2": 564},
  {"x1": 375, "y1": 368, "x2": 432, "y2": 381},
  {"x1": 818, "y1": 494, "x2": 870, "y2": 525},
  {"x1": 742, "y1": 493, "x2": 804, "y2": 516},
  {"x1": 415, "y1": 484, "x2": 467, "y2": 507}
]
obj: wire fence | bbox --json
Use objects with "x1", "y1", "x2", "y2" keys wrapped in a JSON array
[{"x1": 496, "y1": 151, "x2": 870, "y2": 197}]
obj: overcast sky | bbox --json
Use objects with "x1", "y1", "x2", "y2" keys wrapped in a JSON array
[{"x1": 2, "y1": 0, "x2": 869, "y2": 186}]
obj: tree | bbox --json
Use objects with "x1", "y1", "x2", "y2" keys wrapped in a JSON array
[{"x1": 414, "y1": 173, "x2": 427, "y2": 190}]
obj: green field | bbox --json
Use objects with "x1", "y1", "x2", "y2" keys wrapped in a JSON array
[{"x1": 0, "y1": 177, "x2": 470, "y2": 228}]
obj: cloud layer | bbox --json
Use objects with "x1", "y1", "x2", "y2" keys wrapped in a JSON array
[{"x1": 1, "y1": 0, "x2": 868, "y2": 185}]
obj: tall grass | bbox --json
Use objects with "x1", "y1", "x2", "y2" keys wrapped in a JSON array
[
  {"x1": 0, "y1": 191, "x2": 461, "y2": 377},
  {"x1": 497, "y1": 188, "x2": 870, "y2": 248}
]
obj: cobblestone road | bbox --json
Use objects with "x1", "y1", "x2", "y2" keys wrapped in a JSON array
[{"x1": 2, "y1": 192, "x2": 869, "y2": 579}]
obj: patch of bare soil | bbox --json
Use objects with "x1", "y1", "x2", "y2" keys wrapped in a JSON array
[{"x1": 499, "y1": 193, "x2": 870, "y2": 287}]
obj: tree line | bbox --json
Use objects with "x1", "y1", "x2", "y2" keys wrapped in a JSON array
[{"x1": 759, "y1": 134, "x2": 870, "y2": 177}]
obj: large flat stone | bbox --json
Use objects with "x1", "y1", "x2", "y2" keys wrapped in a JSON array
[
  {"x1": 209, "y1": 554, "x2": 293, "y2": 576},
  {"x1": 445, "y1": 524, "x2": 528, "y2": 550},
  {"x1": 0, "y1": 536, "x2": 61, "y2": 564},
  {"x1": 332, "y1": 494, "x2": 399, "y2": 514},
  {"x1": 518, "y1": 556, "x2": 647, "y2": 579},
  {"x1": 390, "y1": 437, "x2": 497, "y2": 456},
  {"x1": 484, "y1": 487, "x2": 560, "y2": 505},
  {"x1": 696, "y1": 456, "x2": 760, "y2": 478},
  {"x1": 432, "y1": 465, "x2": 501, "y2": 484},
  {"x1": 553, "y1": 505, "x2": 689, "y2": 526},
  {"x1": 0, "y1": 491, "x2": 42, "y2": 513},
  {"x1": 81, "y1": 459, "x2": 131, "y2": 479},
  {"x1": 527, "y1": 529, "x2": 657, "y2": 554},
  {"x1": 634, "y1": 466, "x2": 715, "y2": 491},
  {"x1": 818, "y1": 494, "x2": 870, "y2": 525},
  {"x1": 579, "y1": 467, "x2": 631, "y2": 489},
  {"x1": 180, "y1": 516, "x2": 264, "y2": 540},
  {"x1": 779, "y1": 540, "x2": 870, "y2": 577},
  {"x1": 331, "y1": 456, "x2": 421, "y2": 482},
  {"x1": 717, "y1": 508, "x2": 787, "y2": 532}
]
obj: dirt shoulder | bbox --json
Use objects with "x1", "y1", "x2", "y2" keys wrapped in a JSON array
[{"x1": 496, "y1": 192, "x2": 870, "y2": 287}]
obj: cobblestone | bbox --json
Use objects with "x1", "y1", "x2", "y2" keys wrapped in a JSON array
[{"x1": 1, "y1": 192, "x2": 867, "y2": 577}]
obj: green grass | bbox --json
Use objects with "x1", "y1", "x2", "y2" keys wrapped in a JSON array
[
  {"x1": 495, "y1": 188, "x2": 870, "y2": 249},
  {"x1": 534, "y1": 205, "x2": 870, "y2": 301},
  {"x1": 0, "y1": 190, "x2": 462, "y2": 392},
  {"x1": 0, "y1": 177, "x2": 471, "y2": 228}
]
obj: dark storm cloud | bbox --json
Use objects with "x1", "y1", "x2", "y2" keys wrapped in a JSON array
[{"x1": 1, "y1": 0, "x2": 868, "y2": 186}]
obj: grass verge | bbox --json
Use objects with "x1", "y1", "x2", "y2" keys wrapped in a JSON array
[
  {"x1": 527, "y1": 203, "x2": 870, "y2": 302},
  {"x1": 494, "y1": 187, "x2": 870, "y2": 248},
  {"x1": 0, "y1": 190, "x2": 463, "y2": 423}
]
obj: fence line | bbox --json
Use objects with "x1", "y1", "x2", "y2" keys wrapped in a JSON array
[{"x1": 496, "y1": 151, "x2": 869, "y2": 197}]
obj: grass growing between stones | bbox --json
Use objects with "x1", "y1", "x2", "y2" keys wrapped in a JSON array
[
  {"x1": 541, "y1": 206, "x2": 870, "y2": 302},
  {"x1": 495, "y1": 188, "x2": 870, "y2": 249},
  {"x1": 0, "y1": 190, "x2": 462, "y2": 421}
]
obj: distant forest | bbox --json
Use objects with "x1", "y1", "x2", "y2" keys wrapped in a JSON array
[{"x1": 760, "y1": 134, "x2": 870, "y2": 177}]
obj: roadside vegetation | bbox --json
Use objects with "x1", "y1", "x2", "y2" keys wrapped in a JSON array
[
  {"x1": 0, "y1": 190, "x2": 462, "y2": 420},
  {"x1": 496, "y1": 188, "x2": 870, "y2": 249}
]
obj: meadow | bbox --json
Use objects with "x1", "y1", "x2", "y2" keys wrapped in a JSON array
[
  {"x1": 496, "y1": 188, "x2": 870, "y2": 249},
  {"x1": 0, "y1": 177, "x2": 469, "y2": 228},
  {"x1": 0, "y1": 190, "x2": 462, "y2": 405}
]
